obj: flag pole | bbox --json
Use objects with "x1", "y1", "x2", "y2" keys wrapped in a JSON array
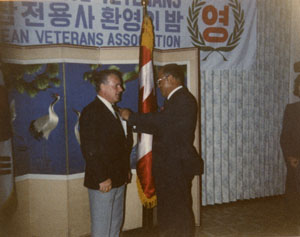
[{"x1": 140, "y1": 0, "x2": 155, "y2": 233}]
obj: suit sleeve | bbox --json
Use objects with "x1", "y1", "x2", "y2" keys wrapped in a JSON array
[
  {"x1": 128, "y1": 92, "x2": 197, "y2": 142},
  {"x1": 280, "y1": 104, "x2": 300, "y2": 160}
]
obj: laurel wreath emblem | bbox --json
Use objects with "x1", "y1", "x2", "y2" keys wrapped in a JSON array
[{"x1": 187, "y1": 0, "x2": 245, "y2": 61}]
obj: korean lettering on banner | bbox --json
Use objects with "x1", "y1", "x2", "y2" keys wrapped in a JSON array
[
  {"x1": 165, "y1": 10, "x2": 184, "y2": 33},
  {"x1": 101, "y1": 7, "x2": 121, "y2": 30},
  {"x1": 122, "y1": 8, "x2": 141, "y2": 32},
  {"x1": 21, "y1": 0, "x2": 94, "y2": 29},
  {"x1": 22, "y1": 2, "x2": 44, "y2": 27},
  {"x1": 202, "y1": 5, "x2": 229, "y2": 43},
  {"x1": 101, "y1": 6, "x2": 141, "y2": 32},
  {"x1": 75, "y1": 3, "x2": 95, "y2": 29},
  {"x1": 49, "y1": 3, "x2": 72, "y2": 27}
]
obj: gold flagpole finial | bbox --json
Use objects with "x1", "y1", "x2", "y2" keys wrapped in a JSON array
[
  {"x1": 142, "y1": 0, "x2": 149, "y2": 7},
  {"x1": 142, "y1": 0, "x2": 149, "y2": 15}
]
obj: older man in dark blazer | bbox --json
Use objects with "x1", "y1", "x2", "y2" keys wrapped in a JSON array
[
  {"x1": 120, "y1": 64, "x2": 203, "y2": 237},
  {"x1": 79, "y1": 69, "x2": 132, "y2": 237},
  {"x1": 280, "y1": 75, "x2": 300, "y2": 227}
]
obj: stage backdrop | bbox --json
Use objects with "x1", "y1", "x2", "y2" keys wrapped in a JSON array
[{"x1": 1, "y1": 0, "x2": 297, "y2": 207}]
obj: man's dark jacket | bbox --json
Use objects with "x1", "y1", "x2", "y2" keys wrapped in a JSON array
[
  {"x1": 128, "y1": 87, "x2": 203, "y2": 236},
  {"x1": 129, "y1": 87, "x2": 203, "y2": 179},
  {"x1": 280, "y1": 102, "x2": 300, "y2": 196},
  {"x1": 280, "y1": 102, "x2": 300, "y2": 161},
  {"x1": 79, "y1": 97, "x2": 133, "y2": 190}
]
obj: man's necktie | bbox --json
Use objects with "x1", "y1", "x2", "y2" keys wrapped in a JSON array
[
  {"x1": 112, "y1": 104, "x2": 120, "y2": 119},
  {"x1": 112, "y1": 105, "x2": 125, "y2": 136},
  {"x1": 161, "y1": 99, "x2": 168, "y2": 111}
]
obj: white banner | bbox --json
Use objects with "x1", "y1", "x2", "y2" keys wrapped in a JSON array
[{"x1": 0, "y1": 0, "x2": 256, "y2": 70}]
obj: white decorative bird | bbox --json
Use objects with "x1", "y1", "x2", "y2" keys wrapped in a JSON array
[
  {"x1": 73, "y1": 108, "x2": 81, "y2": 144},
  {"x1": 10, "y1": 99, "x2": 16, "y2": 123},
  {"x1": 29, "y1": 93, "x2": 60, "y2": 140}
]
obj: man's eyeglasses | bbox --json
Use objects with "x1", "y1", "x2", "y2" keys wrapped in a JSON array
[{"x1": 156, "y1": 75, "x2": 169, "y2": 86}]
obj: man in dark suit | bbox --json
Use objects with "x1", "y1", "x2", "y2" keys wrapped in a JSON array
[
  {"x1": 120, "y1": 64, "x2": 203, "y2": 237},
  {"x1": 280, "y1": 75, "x2": 300, "y2": 227},
  {"x1": 79, "y1": 69, "x2": 132, "y2": 237}
]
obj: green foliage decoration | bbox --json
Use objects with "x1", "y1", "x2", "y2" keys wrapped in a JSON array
[{"x1": 1, "y1": 63, "x2": 60, "y2": 98}]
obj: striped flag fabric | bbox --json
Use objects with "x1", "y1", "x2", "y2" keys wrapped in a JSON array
[
  {"x1": 0, "y1": 70, "x2": 17, "y2": 217},
  {"x1": 136, "y1": 12, "x2": 157, "y2": 208}
]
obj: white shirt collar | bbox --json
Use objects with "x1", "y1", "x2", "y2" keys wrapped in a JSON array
[
  {"x1": 97, "y1": 95, "x2": 115, "y2": 116},
  {"x1": 167, "y1": 86, "x2": 183, "y2": 100}
]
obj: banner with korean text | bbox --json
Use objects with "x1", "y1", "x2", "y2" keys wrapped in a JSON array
[{"x1": 0, "y1": 0, "x2": 256, "y2": 70}]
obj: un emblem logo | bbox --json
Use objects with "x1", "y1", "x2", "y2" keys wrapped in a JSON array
[{"x1": 187, "y1": 0, "x2": 245, "y2": 61}]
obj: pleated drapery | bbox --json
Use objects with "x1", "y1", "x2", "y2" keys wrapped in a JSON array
[{"x1": 201, "y1": 0, "x2": 293, "y2": 205}]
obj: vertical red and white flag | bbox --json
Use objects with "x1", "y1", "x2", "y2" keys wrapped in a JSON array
[
  {"x1": 0, "y1": 69, "x2": 17, "y2": 216},
  {"x1": 136, "y1": 12, "x2": 157, "y2": 208}
]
